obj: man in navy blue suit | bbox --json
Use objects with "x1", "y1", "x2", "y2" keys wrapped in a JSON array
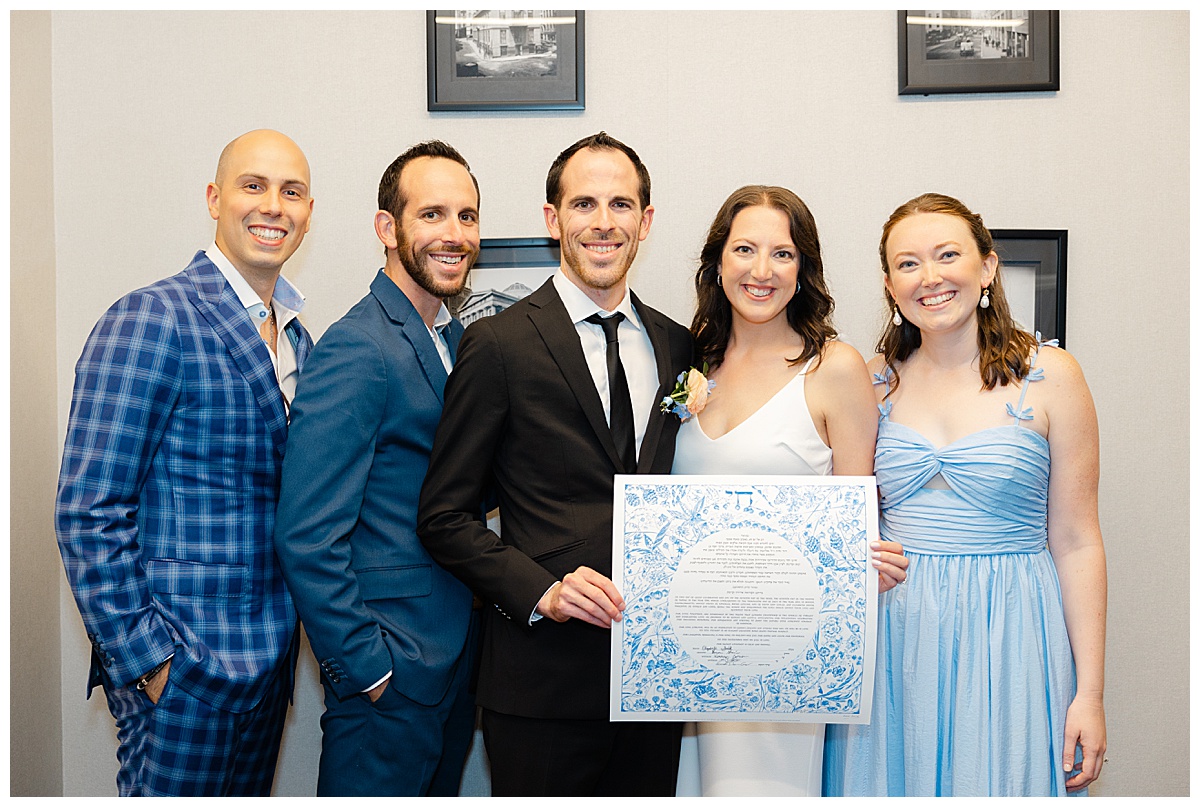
[
  {"x1": 56, "y1": 129, "x2": 315, "y2": 796},
  {"x1": 274, "y1": 141, "x2": 481, "y2": 796}
]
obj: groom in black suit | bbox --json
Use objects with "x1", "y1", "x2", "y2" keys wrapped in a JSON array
[{"x1": 418, "y1": 132, "x2": 691, "y2": 795}]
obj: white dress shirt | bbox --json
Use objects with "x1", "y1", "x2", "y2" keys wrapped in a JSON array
[
  {"x1": 425, "y1": 303, "x2": 454, "y2": 374},
  {"x1": 551, "y1": 270, "x2": 658, "y2": 457}
]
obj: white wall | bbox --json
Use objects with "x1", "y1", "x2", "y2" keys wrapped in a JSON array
[{"x1": 27, "y1": 10, "x2": 1188, "y2": 797}]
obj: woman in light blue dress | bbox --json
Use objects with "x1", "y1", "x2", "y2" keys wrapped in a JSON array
[
  {"x1": 823, "y1": 194, "x2": 1108, "y2": 796},
  {"x1": 671, "y1": 186, "x2": 909, "y2": 796}
]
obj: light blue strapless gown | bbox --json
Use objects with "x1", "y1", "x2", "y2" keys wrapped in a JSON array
[{"x1": 823, "y1": 349, "x2": 1081, "y2": 797}]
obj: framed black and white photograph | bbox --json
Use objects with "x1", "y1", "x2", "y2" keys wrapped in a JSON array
[
  {"x1": 991, "y1": 229, "x2": 1067, "y2": 346},
  {"x1": 455, "y1": 237, "x2": 560, "y2": 326},
  {"x1": 898, "y1": 10, "x2": 1059, "y2": 95},
  {"x1": 427, "y1": 10, "x2": 585, "y2": 111}
]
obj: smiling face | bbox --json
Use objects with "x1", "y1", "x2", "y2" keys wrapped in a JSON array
[
  {"x1": 206, "y1": 130, "x2": 312, "y2": 285},
  {"x1": 388, "y1": 156, "x2": 480, "y2": 301},
  {"x1": 884, "y1": 211, "x2": 998, "y2": 337},
  {"x1": 719, "y1": 204, "x2": 800, "y2": 329},
  {"x1": 543, "y1": 147, "x2": 654, "y2": 308}
]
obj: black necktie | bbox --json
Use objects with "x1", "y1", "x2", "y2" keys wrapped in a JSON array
[{"x1": 585, "y1": 312, "x2": 636, "y2": 473}]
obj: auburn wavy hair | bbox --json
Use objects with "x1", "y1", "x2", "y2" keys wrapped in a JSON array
[
  {"x1": 691, "y1": 185, "x2": 836, "y2": 370},
  {"x1": 876, "y1": 193, "x2": 1037, "y2": 395}
]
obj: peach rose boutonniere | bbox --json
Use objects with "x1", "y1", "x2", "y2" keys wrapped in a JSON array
[{"x1": 660, "y1": 364, "x2": 715, "y2": 422}]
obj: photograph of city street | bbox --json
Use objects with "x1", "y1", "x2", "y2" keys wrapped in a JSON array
[
  {"x1": 916, "y1": 10, "x2": 1030, "y2": 60},
  {"x1": 450, "y1": 10, "x2": 565, "y2": 78}
]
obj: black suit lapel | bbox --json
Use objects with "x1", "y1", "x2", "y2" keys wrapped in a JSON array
[
  {"x1": 526, "y1": 280, "x2": 628, "y2": 472},
  {"x1": 632, "y1": 293, "x2": 677, "y2": 473}
]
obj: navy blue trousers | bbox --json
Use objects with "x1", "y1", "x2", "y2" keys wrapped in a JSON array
[{"x1": 315, "y1": 618, "x2": 478, "y2": 796}]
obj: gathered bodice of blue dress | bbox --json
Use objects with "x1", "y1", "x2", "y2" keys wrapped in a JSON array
[
  {"x1": 876, "y1": 417, "x2": 1050, "y2": 555},
  {"x1": 873, "y1": 337, "x2": 1055, "y2": 556}
]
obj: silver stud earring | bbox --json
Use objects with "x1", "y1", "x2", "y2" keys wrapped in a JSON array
[
  {"x1": 892, "y1": 306, "x2": 903, "y2": 327},
  {"x1": 979, "y1": 288, "x2": 991, "y2": 309}
]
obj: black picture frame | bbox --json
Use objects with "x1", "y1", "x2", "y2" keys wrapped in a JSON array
[
  {"x1": 991, "y1": 229, "x2": 1067, "y2": 347},
  {"x1": 427, "y1": 10, "x2": 585, "y2": 111},
  {"x1": 456, "y1": 238, "x2": 560, "y2": 326},
  {"x1": 474, "y1": 236, "x2": 560, "y2": 269},
  {"x1": 898, "y1": 10, "x2": 1059, "y2": 95}
]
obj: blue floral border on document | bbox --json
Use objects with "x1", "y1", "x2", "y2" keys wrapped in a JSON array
[{"x1": 618, "y1": 480, "x2": 869, "y2": 717}]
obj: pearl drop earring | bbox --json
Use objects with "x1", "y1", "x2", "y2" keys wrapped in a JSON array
[
  {"x1": 979, "y1": 288, "x2": 991, "y2": 309},
  {"x1": 892, "y1": 307, "x2": 903, "y2": 327}
]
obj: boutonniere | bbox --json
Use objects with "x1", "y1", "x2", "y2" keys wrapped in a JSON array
[{"x1": 660, "y1": 363, "x2": 715, "y2": 422}]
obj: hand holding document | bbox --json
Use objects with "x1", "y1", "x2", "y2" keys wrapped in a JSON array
[{"x1": 610, "y1": 475, "x2": 879, "y2": 723}]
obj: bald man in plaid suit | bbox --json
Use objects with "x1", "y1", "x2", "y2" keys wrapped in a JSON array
[{"x1": 55, "y1": 130, "x2": 314, "y2": 796}]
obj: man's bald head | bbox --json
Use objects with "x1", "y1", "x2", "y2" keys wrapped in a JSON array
[{"x1": 214, "y1": 129, "x2": 310, "y2": 188}]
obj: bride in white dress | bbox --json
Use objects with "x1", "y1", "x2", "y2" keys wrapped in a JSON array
[{"x1": 673, "y1": 186, "x2": 908, "y2": 797}]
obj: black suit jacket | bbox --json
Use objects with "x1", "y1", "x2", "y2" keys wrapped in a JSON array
[{"x1": 418, "y1": 278, "x2": 692, "y2": 719}]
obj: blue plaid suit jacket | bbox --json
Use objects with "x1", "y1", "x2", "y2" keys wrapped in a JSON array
[{"x1": 56, "y1": 251, "x2": 313, "y2": 715}]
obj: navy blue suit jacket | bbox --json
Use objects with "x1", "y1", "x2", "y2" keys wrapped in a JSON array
[
  {"x1": 56, "y1": 252, "x2": 311, "y2": 714},
  {"x1": 275, "y1": 270, "x2": 474, "y2": 704}
]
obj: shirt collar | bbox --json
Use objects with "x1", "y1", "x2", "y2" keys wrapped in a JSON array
[
  {"x1": 552, "y1": 269, "x2": 641, "y2": 330},
  {"x1": 432, "y1": 302, "x2": 453, "y2": 334},
  {"x1": 205, "y1": 242, "x2": 306, "y2": 319}
]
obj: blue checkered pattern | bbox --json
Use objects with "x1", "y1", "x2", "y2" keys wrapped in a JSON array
[
  {"x1": 56, "y1": 252, "x2": 312, "y2": 787},
  {"x1": 104, "y1": 662, "x2": 290, "y2": 796}
]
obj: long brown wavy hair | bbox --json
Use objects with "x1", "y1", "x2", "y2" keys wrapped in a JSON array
[
  {"x1": 691, "y1": 186, "x2": 836, "y2": 370},
  {"x1": 876, "y1": 193, "x2": 1037, "y2": 395}
]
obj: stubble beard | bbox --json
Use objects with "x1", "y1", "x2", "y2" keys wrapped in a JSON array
[
  {"x1": 398, "y1": 233, "x2": 474, "y2": 300},
  {"x1": 560, "y1": 236, "x2": 638, "y2": 292}
]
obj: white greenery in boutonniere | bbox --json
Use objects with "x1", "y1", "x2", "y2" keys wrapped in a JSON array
[{"x1": 660, "y1": 364, "x2": 715, "y2": 422}]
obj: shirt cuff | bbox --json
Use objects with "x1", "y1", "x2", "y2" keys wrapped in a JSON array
[
  {"x1": 362, "y1": 670, "x2": 393, "y2": 693},
  {"x1": 529, "y1": 580, "x2": 561, "y2": 625}
]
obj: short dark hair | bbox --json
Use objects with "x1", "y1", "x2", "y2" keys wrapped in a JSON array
[
  {"x1": 691, "y1": 186, "x2": 836, "y2": 371},
  {"x1": 545, "y1": 131, "x2": 650, "y2": 210},
  {"x1": 378, "y1": 140, "x2": 480, "y2": 220}
]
